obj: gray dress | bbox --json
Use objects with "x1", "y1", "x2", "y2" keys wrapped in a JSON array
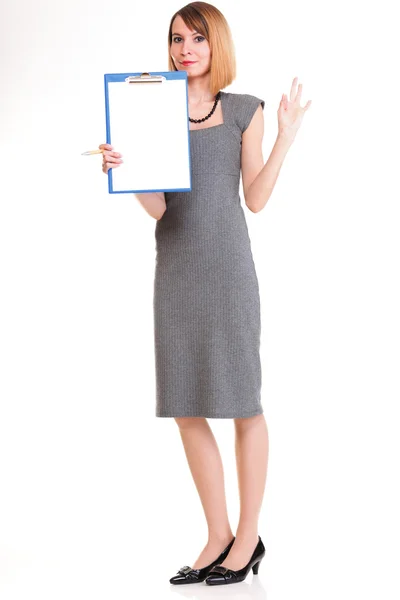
[{"x1": 153, "y1": 91, "x2": 265, "y2": 418}]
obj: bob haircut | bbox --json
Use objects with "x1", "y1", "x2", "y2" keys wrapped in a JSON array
[{"x1": 167, "y1": 2, "x2": 236, "y2": 97}]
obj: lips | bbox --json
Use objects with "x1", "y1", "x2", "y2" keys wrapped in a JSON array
[{"x1": 181, "y1": 61, "x2": 196, "y2": 65}]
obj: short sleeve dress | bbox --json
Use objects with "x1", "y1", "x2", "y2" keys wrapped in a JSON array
[{"x1": 153, "y1": 91, "x2": 265, "y2": 418}]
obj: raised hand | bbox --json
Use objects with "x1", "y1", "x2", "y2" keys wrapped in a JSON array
[{"x1": 278, "y1": 77, "x2": 312, "y2": 143}]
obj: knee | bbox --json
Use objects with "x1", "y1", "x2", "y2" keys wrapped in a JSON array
[
  {"x1": 174, "y1": 416, "x2": 207, "y2": 430},
  {"x1": 234, "y1": 413, "x2": 264, "y2": 432}
]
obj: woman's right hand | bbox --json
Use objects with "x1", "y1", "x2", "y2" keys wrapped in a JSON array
[{"x1": 99, "y1": 143, "x2": 123, "y2": 174}]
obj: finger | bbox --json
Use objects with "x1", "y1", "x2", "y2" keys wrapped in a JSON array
[
  {"x1": 295, "y1": 83, "x2": 302, "y2": 104},
  {"x1": 103, "y1": 154, "x2": 123, "y2": 163},
  {"x1": 103, "y1": 151, "x2": 122, "y2": 159},
  {"x1": 99, "y1": 143, "x2": 114, "y2": 150},
  {"x1": 290, "y1": 77, "x2": 298, "y2": 102},
  {"x1": 104, "y1": 161, "x2": 121, "y2": 170}
]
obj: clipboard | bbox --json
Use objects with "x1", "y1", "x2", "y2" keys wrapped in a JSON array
[{"x1": 104, "y1": 71, "x2": 192, "y2": 194}]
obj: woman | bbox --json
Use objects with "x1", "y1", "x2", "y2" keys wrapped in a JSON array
[{"x1": 99, "y1": 1, "x2": 311, "y2": 586}]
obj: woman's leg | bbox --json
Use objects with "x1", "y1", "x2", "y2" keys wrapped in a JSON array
[
  {"x1": 174, "y1": 416, "x2": 235, "y2": 569},
  {"x1": 219, "y1": 413, "x2": 269, "y2": 569}
]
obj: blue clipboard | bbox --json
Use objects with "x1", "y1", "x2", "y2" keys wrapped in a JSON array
[{"x1": 104, "y1": 71, "x2": 192, "y2": 194}]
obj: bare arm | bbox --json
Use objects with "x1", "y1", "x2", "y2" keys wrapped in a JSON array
[
  {"x1": 241, "y1": 106, "x2": 292, "y2": 213},
  {"x1": 134, "y1": 191, "x2": 166, "y2": 221}
]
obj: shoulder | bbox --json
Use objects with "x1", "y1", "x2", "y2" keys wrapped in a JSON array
[{"x1": 223, "y1": 91, "x2": 265, "y2": 133}]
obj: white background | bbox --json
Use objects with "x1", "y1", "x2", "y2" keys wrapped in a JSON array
[{"x1": 1, "y1": 0, "x2": 399, "y2": 598}]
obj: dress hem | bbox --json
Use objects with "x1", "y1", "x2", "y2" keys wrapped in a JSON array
[{"x1": 155, "y1": 408, "x2": 264, "y2": 419}]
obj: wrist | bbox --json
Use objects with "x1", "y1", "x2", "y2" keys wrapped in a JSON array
[
  {"x1": 277, "y1": 129, "x2": 294, "y2": 144},
  {"x1": 276, "y1": 131, "x2": 294, "y2": 151}
]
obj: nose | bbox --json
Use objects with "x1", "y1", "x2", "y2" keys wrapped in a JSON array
[{"x1": 180, "y1": 40, "x2": 193, "y2": 56}]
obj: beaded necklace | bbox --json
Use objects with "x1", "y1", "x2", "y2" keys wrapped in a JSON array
[{"x1": 189, "y1": 91, "x2": 221, "y2": 123}]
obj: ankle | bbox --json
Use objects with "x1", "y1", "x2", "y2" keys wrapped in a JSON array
[
  {"x1": 234, "y1": 529, "x2": 259, "y2": 543},
  {"x1": 207, "y1": 532, "x2": 234, "y2": 546}
]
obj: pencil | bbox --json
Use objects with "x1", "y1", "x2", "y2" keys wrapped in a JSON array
[{"x1": 81, "y1": 149, "x2": 104, "y2": 156}]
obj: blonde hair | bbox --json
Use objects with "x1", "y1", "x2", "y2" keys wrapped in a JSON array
[{"x1": 167, "y1": 2, "x2": 236, "y2": 97}]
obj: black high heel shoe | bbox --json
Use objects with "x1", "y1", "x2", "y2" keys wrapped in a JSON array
[
  {"x1": 205, "y1": 535, "x2": 265, "y2": 585},
  {"x1": 169, "y1": 537, "x2": 235, "y2": 584}
]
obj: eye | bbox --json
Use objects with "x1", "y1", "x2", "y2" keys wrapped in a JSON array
[{"x1": 172, "y1": 35, "x2": 205, "y2": 42}]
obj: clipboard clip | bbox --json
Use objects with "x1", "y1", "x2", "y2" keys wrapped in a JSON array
[{"x1": 125, "y1": 72, "x2": 166, "y2": 84}]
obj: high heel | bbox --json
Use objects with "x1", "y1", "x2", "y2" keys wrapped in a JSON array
[
  {"x1": 205, "y1": 535, "x2": 265, "y2": 585},
  {"x1": 252, "y1": 559, "x2": 261, "y2": 574},
  {"x1": 169, "y1": 537, "x2": 235, "y2": 584}
]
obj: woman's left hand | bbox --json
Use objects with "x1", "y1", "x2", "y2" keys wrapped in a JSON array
[{"x1": 278, "y1": 77, "x2": 312, "y2": 144}]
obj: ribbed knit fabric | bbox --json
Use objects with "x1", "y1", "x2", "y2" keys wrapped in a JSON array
[{"x1": 153, "y1": 91, "x2": 265, "y2": 418}]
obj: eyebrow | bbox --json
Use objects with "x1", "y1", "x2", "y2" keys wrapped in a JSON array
[{"x1": 172, "y1": 32, "x2": 199, "y2": 36}]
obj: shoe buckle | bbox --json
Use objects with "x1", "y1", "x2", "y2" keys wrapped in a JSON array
[
  {"x1": 211, "y1": 565, "x2": 229, "y2": 575},
  {"x1": 179, "y1": 566, "x2": 193, "y2": 575}
]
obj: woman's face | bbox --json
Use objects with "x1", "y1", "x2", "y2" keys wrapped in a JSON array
[{"x1": 170, "y1": 15, "x2": 211, "y2": 77}]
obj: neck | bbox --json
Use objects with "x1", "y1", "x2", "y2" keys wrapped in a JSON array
[{"x1": 187, "y1": 74, "x2": 214, "y2": 105}]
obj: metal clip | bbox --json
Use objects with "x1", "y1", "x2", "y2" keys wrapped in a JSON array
[{"x1": 125, "y1": 72, "x2": 166, "y2": 84}]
